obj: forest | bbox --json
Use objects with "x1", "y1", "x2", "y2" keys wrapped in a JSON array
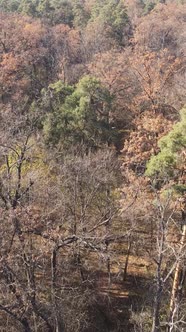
[{"x1": 0, "y1": 0, "x2": 186, "y2": 331}]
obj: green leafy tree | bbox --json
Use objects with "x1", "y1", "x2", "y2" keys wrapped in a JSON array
[
  {"x1": 36, "y1": 0, "x2": 54, "y2": 18},
  {"x1": 146, "y1": 106, "x2": 186, "y2": 190},
  {"x1": 72, "y1": 0, "x2": 90, "y2": 28},
  {"x1": 50, "y1": 0, "x2": 74, "y2": 25},
  {"x1": 0, "y1": 0, "x2": 21, "y2": 12},
  {"x1": 42, "y1": 76, "x2": 117, "y2": 149},
  {"x1": 91, "y1": 0, "x2": 130, "y2": 44},
  {"x1": 18, "y1": 0, "x2": 39, "y2": 16}
]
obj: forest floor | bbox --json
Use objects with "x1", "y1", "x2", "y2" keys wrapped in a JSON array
[{"x1": 91, "y1": 252, "x2": 154, "y2": 331}]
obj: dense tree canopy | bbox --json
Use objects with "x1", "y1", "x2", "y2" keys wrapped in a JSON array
[{"x1": 0, "y1": 0, "x2": 186, "y2": 331}]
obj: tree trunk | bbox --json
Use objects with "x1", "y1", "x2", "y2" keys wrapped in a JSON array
[
  {"x1": 168, "y1": 223, "x2": 186, "y2": 331},
  {"x1": 151, "y1": 212, "x2": 165, "y2": 332},
  {"x1": 123, "y1": 236, "x2": 132, "y2": 282},
  {"x1": 151, "y1": 265, "x2": 163, "y2": 332},
  {"x1": 51, "y1": 246, "x2": 65, "y2": 332}
]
